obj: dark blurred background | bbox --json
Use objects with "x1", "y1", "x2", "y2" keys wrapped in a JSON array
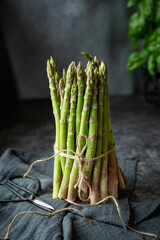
[
  {"x1": 0, "y1": 0, "x2": 159, "y2": 202},
  {"x1": 0, "y1": 0, "x2": 140, "y2": 103}
]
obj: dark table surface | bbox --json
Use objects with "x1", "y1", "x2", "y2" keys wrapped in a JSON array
[{"x1": 0, "y1": 95, "x2": 160, "y2": 202}]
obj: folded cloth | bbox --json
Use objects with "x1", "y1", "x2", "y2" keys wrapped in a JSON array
[{"x1": 0, "y1": 148, "x2": 159, "y2": 240}]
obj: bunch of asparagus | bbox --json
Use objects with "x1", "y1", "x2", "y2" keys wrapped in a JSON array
[{"x1": 47, "y1": 52, "x2": 128, "y2": 204}]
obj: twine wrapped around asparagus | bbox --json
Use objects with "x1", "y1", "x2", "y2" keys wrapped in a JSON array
[{"x1": 47, "y1": 52, "x2": 129, "y2": 204}]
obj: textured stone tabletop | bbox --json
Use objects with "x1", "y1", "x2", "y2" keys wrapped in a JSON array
[{"x1": 0, "y1": 96, "x2": 160, "y2": 202}]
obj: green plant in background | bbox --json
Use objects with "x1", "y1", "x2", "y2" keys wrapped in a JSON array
[{"x1": 127, "y1": 0, "x2": 160, "y2": 76}]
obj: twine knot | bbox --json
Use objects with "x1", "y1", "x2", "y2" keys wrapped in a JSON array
[
  {"x1": 19, "y1": 137, "x2": 158, "y2": 240},
  {"x1": 23, "y1": 133, "x2": 115, "y2": 201},
  {"x1": 74, "y1": 134, "x2": 92, "y2": 201}
]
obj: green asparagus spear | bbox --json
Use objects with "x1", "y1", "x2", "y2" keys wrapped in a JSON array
[
  {"x1": 81, "y1": 52, "x2": 93, "y2": 62},
  {"x1": 80, "y1": 67, "x2": 98, "y2": 200},
  {"x1": 62, "y1": 68, "x2": 66, "y2": 85},
  {"x1": 94, "y1": 56, "x2": 101, "y2": 67},
  {"x1": 107, "y1": 126, "x2": 118, "y2": 199},
  {"x1": 67, "y1": 63, "x2": 93, "y2": 201},
  {"x1": 91, "y1": 63, "x2": 105, "y2": 204},
  {"x1": 50, "y1": 57, "x2": 60, "y2": 116},
  {"x1": 60, "y1": 62, "x2": 76, "y2": 173},
  {"x1": 47, "y1": 60, "x2": 61, "y2": 198},
  {"x1": 76, "y1": 62, "x2": 85, "y2": 138},
  {"x1": 58, "y1": 78, "x2": 77, "y2": 199},
  {"x1": 81, "y1": 52, "x2": 96, "y2": 69},
  {"x1": 107, "y1": 102, "x2": 127, "y2": 191},
  {"x1": 99, "y1": 61, "x2": 109, "y2": 201},
  {"x1": 59, "y1": 78, "x2": 65, "y2": 113}
]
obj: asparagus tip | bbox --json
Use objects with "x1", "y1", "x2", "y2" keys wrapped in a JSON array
[
  {"x1": 50, "y1": 56, "x2": 57, "y2": 72},
  {"x1": 81, "y1": 52, "x2": 93, "y2": 62},
  {"x1": 94, "y1": 56, "x2": 101, "y2": 66},
  {"x1": 47, "y1": 60, "x2": 54, "y2": 79},
  {"x1": 100, "y1": 61, "x2": 108, "y2": 77}
]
